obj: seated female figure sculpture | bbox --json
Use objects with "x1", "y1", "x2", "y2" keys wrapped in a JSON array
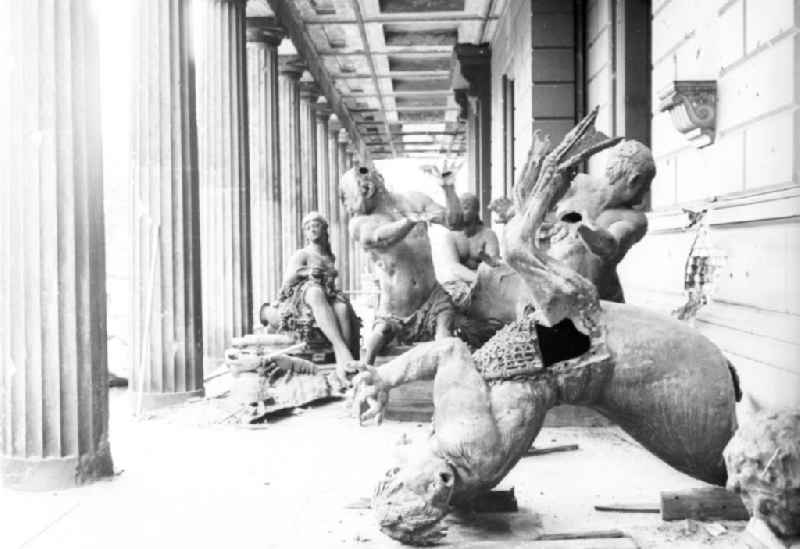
[
  {"x1": 261, "y1": 212, "x2": 360, "y2": 375},
  {"x1": 350, "y1": 109, "x2": 740, "y2": 545}
]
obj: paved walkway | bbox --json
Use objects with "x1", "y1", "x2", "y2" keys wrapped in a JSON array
[{"x1": 1, "y1": 388, "x2": 748, "y2": 548}]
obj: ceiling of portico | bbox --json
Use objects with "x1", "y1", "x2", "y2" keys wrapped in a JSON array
[{"x1": 250, "y1": 0, "x2": 504, "y2": 160}]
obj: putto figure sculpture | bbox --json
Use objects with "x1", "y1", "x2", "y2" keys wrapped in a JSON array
[
  {"x1": 351, "y1": 109, "x2": 739, "y2": 545},
  {"x1": 260, "y1": 212, "x2": 360, "y2": 378},
  {"x1": 340, "y1": 165, "x2": 463, "y2": 364}
]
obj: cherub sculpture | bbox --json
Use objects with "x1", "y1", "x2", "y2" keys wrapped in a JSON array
[{"x1": 351, "y1": 109, "x2": 740, "y2": 545}]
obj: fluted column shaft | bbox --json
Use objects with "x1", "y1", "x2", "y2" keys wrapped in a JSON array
[
  {"x1": 278, "y1": 57, "x2": 303, "y2": 260},
  {"x1": 0, "y1": 1, "x2": 114, "y2": 489},
  {"x1": 299, "y1": 81, "x2": 319, "y2": 214},
  {"x1": 130, "y1": 0, "x2": 204, "y2": 410},
  {"x1": 337, "y1": 135, "x2": 351, "y2": 291},
  {"x1": 315, "y1": 106, "x2": 332, "y2": 222},
  {"x1": 327, "y1": 123, "x2": 342, "y2": 288},
  {"x1": 247, "y1": 20, "x2": 284, "y2": 308},
  {"x1": 196, "y1": 0, "x2": 252, "y2": 365}
]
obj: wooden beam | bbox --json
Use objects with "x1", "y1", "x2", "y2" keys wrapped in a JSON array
[
  {"x1": 594, "y1": 503, "x2": 660, "y2": 513},
  {"x1": 319, "y1": 49, "x2": 453, "y2": 57},
  {"x1": 265, "y1": 0, "x2": 366, "y2": 159},
  {"x1": 538, "y1": 530, "x2": 627, "y2": 541},
  {"x1": 346, "y1": 0, "x2": 396, "y2": 157},
  {"x1": 660, "y1": 487, "x2": 750, "y2": 521},
  {"x1": 304, "y1": 14, "x2": 500, "y2": 25},
  {"x1": 525, "y1": 444, "x2": 579, "y2": 457},
  {"x1": 347, "y1": 90, "x2": 453, "y2": 98},
  {"x1": 332, "y1": 70, "x2": 450, "y2": 79}
]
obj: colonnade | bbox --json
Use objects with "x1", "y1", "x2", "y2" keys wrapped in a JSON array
[{"x1": 0, "y1": 0, "x2": 358, "y2": 489}]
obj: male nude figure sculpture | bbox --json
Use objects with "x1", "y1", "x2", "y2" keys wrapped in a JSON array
[
  {"x1": 434, "y1": 192, "x2": 501, "y2": 309},
  {"x1": 340, "y1": 166, "x2": 462, "y2": 365},
  {"x1": 540, "y1": 139, "x2": 655, "y2": 303},
  {"x1": 351, "y1": 110, "x2": 739, "y2": 545}
]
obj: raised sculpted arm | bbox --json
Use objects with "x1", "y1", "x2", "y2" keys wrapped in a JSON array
[
  {"x1": 351, "y1": 215, "x2": 419, "y2": 251},
  {"x1": 504, "y1": 107, "x2": 622, "y2": 329}
]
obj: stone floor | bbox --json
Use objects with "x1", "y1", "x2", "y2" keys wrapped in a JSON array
[{"x1": 1, "y1": 387, "x2": 751, "y2": 549}]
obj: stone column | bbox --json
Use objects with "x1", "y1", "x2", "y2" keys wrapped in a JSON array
[
  {"x1": 314, "y1": 99, "x2": 333, "y2": 222},
  {"x1": 337, "y1": 130, "x2": 351, "y2": 291},
  {"x1": 129, "y1": 0, "x2": 204, "y2": 410},
  {"x1": 196, "y1": 0, "x2": 252, "y2": 365},
  {"x1": 327, "y1": 116, "x2": 343, "y2": 288},
  {"x1": 0, "y1": 1, "x2": 114, "y2": 489},
  {"x1": 278, "y1": 55, "x2": 304, "y2": 260},
  {"x1": 247, "y1": 18, "x2": 284, "y2": 309},
  {"x1": 299, "y1": 77, "x2": 320, "y2": 214}
]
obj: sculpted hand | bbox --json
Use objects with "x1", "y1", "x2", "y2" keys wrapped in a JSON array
[{"x1": 351, "y1": 366, "x2": 389, "y2": 425}]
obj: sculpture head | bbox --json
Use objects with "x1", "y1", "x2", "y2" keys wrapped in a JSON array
[
  {"x1": 460, "y1": 192, "x2": 480, "y2": 226},
  {"x1": 604, "y1": 140, "x2": 656, "y2": 208},
  {"x1": 301, "y1": 211, "x2": 329, "y2": 245},
  {"x1": 373, "y1": 450, "x2": 456, "y2": 545},
  {"x1": 340, "y1": 166, "x2": 386, "y2": 216}
]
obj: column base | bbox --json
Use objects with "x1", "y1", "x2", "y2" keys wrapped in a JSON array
[
  {"x1": 1, "y1": 441, "x2": 114, "y2": 491},
  {"x1": 130, "y1": 388, "x2": 205, "y2": 412}
]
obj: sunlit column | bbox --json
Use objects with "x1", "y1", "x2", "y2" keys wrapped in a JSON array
[
  {"x1": 196, "y1": 0, "x2": 252, "y2": 366},
  {"x1": 0, "y1": 0, "x2": 114, "y2": 489},
  {"x1": 247, "y1": 18, "x2": 284, "y2": 309},
  {"x1": 278, "y1": 55, "x2": 304, "y2": 259},
  {"x1": 129, "y1": 0, "x2": 204, "y2": 410},
  {"x1": 299, "y1": 77, "x2": 320, "y2": 214}
]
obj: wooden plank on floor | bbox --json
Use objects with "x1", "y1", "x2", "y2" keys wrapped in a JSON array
[
  {"x1": 660, "y1": 486, "x2": 750, "y2": 521},
  {"x1": 594, "y1": 502, "x2": 660, "y2": 513},
  {"x1": 525, "y1": 444, "x2": 579, "y2": 457},
  {"x1": 449, "y1": 538, "x2": 638, "y2": 549}
]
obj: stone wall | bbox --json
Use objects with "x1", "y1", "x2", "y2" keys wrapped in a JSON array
[
  {"x1": 619, "y1": 0, "x2": 800, "y2": 411},
  {"x1": 490, "y1": 0, "x2": 532, "y2": 203}
]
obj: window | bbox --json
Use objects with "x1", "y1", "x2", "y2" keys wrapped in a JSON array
[{"x1": 502, "y1": 75, "x2": 515, "y2": 197}]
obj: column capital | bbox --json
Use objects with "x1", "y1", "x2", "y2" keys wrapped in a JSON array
[
  {"x1": 337, "y1": 128, "x2": 350, "y2": 144},
  {"x1": 299, "y1": 77, "x2": 321, "y2": 101},
  {"x1": 246, "y1": 17, "x2": 284, "y2": 45},
  {"x1": 315, "y1": 97, "x2": 333, "y2": 120},
  {"x1": 278, "y1": 54, "x2": 305, "y2": 77},
  {"x1": 328, "y1": 114, "x2": 342, "y2": 133}
]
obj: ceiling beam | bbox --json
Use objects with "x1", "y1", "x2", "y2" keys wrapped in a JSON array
[
  {"x1": 265, "y1": 0, "x2": 366, "y2": 159},
  {"x1": 350, "y1": 106, "x2": 459, "y2": 113},
  {"x1": 318, "y1": 49, "x2": 452, "y2": 57},
  {"x1": 331, "y1": 70, "x2": 450, "y2": 79},
  {"x1": 304, "y1": 14, "x2": 500, "y2": 24},
  {"x1": 347, "y1": 0, "x2": 396, "y2": 157},
  {"x1": 345, "y1": 90, "x2": 452, "y2": 98}
]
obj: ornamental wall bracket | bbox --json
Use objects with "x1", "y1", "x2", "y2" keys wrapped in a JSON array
[{"x1": 658, "y1": 81, "x2": 717, "y2": 148}]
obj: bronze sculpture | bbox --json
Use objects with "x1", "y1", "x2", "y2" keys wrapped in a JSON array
[
  {"x1": 340, "y1": 166, "x2": 462, "y2": 364},
  {"x1": 260, "y1": 212, "x2": 360, "y2": 380},
  {"x1": 351, "y1": 109, "x2": 740, "y2": 545}
]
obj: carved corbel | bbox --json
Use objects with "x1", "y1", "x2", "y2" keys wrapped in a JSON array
[
  {"x1": 454, "y1": 89, "x2": 469, "y2": 120},
  {"x1": 658, "y1": 81, "x2": 717, "y2": 148}
]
